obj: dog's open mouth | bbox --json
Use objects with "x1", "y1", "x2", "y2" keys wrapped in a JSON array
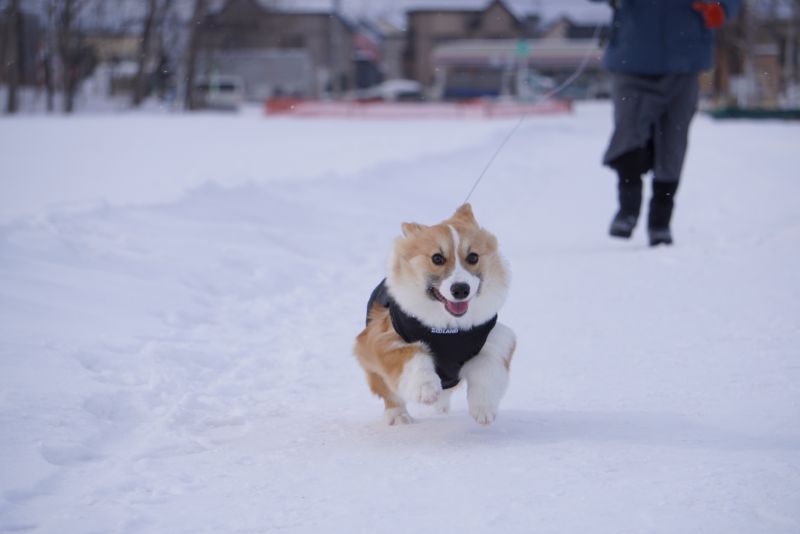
[{"x1": 429, "y1": 287, "x2": 469, "y2": 317}]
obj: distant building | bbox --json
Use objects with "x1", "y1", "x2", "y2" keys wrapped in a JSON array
[
  {"x1": 196, "y1": 0, "x2": 355, "y2": 100},
  {"x1": 429, "y1": 14, "x2": 608, "y2": 100},
  {"x1": 404, "y1": 0, "x2": 525, "y2": 90}
]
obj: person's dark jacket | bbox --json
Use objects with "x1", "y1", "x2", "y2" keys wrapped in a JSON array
[{"x1": 589, "y1": 0, "x2": 741, "y2": 74}]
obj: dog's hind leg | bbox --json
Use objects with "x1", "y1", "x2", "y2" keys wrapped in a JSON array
[
  {"x1": 460, "y1": 323, "x2": 516, "y2": 426},
  {"x1": 366, "y1": 371, "x2": 412, "y2": 425}
]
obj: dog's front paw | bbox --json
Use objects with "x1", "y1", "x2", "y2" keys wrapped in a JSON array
[
  {"x1": 385, "y1": 408, "x2": 413, "y2": 426},
  {"x1": 398, "y1": 354, "x2": 442, "y2": 405},
  {"x1": 432, "y1": 388, "x2": 453, "y2": 414},
  {"x1": 414, "y1": 379, "x2": 441, "y2": 405},
  {"x1": 470, "y1": 405, "x2": 497, "y2": 426}
]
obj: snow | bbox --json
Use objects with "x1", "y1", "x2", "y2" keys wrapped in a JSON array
[{"x1": 1, "y1": 103, "x2": 799, "y2": 533}]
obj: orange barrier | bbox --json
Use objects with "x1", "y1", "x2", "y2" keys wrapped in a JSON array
[{"x1": 264, "y1": 98, "x2": 572, "y2": 119}]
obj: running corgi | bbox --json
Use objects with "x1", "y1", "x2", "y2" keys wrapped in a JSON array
[{"x1": 354, "y1": 204, "x2": 516, "y2": 425}]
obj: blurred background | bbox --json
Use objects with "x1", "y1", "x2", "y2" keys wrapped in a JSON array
[{"x1": 1, "y1": 0, "x2": 798, "y2": 114}]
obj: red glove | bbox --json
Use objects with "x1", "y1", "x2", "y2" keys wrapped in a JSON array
[{"x1": 692, "y1": 2, "x2": 726, "y2": 29}]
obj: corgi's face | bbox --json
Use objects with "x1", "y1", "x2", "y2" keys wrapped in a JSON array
[{"x1": 386, "y1": 204, "x2": 509, "y2": 328}]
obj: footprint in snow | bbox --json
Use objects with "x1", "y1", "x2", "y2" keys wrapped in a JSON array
[
  {"x1": 0, "y1": 520, "x2": 39, "y2": 532},
  {"x1": 81, "y1": 392, "x2": 140, "y2": 424},
  {"x1": 73, "y1": 349, "x2": 148, "y2": 387},
  {"x1": 39, "y1": 443, "x2": 104, "y2": 466}
]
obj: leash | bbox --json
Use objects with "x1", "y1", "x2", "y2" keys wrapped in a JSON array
[{"x1": 462, "y1": 23, "x2": 605, "y2": 205}]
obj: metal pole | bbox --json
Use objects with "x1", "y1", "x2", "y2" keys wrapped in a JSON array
[{"x1": 330, "y1": 0, "x2": 342, "y2": 98}]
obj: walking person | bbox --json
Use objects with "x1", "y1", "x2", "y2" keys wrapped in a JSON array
[{"x1": 591, "y1": 0, "x2": 740, "y2": 245}]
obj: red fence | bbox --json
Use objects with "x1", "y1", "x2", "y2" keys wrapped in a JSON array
[{"x1": 264, "y1": 98, "x2": 572, "y2": 119}]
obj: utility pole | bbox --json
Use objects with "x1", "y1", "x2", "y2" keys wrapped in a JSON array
[{"x1": 329, "y1": 0, "x2": 342, "y2": 98}]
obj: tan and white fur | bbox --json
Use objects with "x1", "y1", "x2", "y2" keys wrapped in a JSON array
[{"x1": 354, "y1": 204, "x2": 516, "y2": 426}]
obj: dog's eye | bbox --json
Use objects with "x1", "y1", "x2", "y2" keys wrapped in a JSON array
[
  {"x1": 431, "y1": 253, "x2": 446, "y2": 266},
  {"x1": 466, "y1": 252, "x2": 479, "y2": 265}
]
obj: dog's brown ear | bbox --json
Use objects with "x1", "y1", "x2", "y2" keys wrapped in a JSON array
[
  {"x1": 452, "y1": 203, "x2": 478, "y2": 226},
  {"x1": 401, "y1": 222, "x2": 427, "y2": 237}
]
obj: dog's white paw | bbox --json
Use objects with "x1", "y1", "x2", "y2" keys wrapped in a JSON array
[
  {"x1": 385, "y1": 407, "x2": 413, "y2": 426},
  {"x1": 470, "y1": 405, "x2": 497, "y2": 426},
  {"x1": 398, "y1": 354, "x2": 441, "y2": 405},
  {"x1": 414, "y1": 379, "x2": 441, "y2": 405},
  {"x1": 433, "y1": 388, "x2": 453, "y2": 414}
]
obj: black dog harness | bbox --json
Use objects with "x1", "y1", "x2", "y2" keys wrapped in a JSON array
[{"x1": 366, "y1": 279, "x2": 497, "y2": 389}]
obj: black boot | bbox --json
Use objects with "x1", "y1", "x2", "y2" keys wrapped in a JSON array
[
  {"x1": 607, "y1": 146, "x2": 651, "y2": 239},
  {"x1": 648, "y1": 181, "x2": 678, "y2": 246},
  {"x1": 609, "y1": 175, "x2": 642, "y2": 238}
]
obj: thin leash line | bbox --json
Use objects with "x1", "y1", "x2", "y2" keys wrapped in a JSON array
[{"x1": 463, "y1": 23, "x2": 604, "y2": 205}]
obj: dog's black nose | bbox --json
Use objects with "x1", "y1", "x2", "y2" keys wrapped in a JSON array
[{"x1": 450, "y1": 283, "x2": 470, "y2": 300}]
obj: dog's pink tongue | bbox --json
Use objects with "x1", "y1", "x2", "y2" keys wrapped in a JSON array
[{"x1": 446, "y1": 300, "x2": 469, "y2": 315}]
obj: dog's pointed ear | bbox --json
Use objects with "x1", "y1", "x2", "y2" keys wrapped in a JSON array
[
  {"x1": 453, "y1": 203, "x2": 478, "y2": 226},
  {"x1": 401, "y1": 222, "x2": 427, "y2": 237}
]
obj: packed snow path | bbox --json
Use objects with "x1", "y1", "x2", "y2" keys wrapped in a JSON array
[{"x1": 1, "y1": 104, "x2": 799, "y2": 533}]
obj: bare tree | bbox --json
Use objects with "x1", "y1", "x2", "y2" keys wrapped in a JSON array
[
  {"x1": 56, "y1": 0, "x2": 97, "y2": 113},
  {"x1": 0, "y1": 9, "x2": 4, "y2": 98},
  {"x1": 132, "y1": 0, "x2": 158, "y2": 107},
  {"x1": 3, "y1": 0, "x2": 20, "y2": 113},
  {"x1": 44, "y1": 0, "x2": 56, "y2": 112},
  {"x1": 152, "y1": 0, "x2": 175, "y2": 101},
  {"x1": 184, "y1": 0, "x2": 207, "y2": 110},
  {"x1": 57, "y1": 0, "x2": 80, "y2": 113}
]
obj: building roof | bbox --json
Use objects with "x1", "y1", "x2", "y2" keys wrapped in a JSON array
[
  {"x1": 539, "y1": 15, "x2": 608, "y2": 41},
  {"x1": 207, "y1": 0, "x2": 355, "y2": 29},
  {"x1": 406, "y1": 0, "x2": 519, "y2": 18}
]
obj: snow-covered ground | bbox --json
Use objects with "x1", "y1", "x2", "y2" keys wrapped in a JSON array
[{"x1": 1, "y1": 103, "x2": 798, "y2": 533}]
